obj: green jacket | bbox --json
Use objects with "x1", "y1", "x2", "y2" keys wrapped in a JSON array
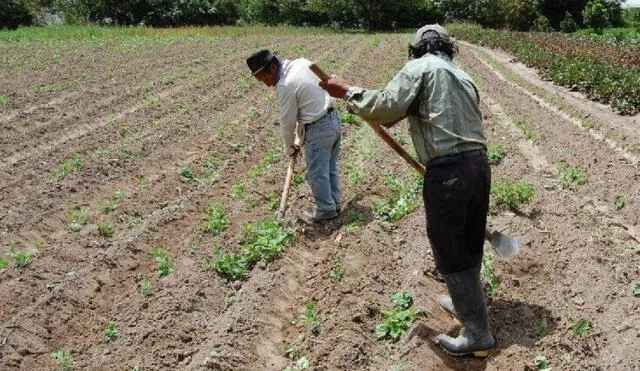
[{"x1": 346, "y1": 53, "x2": 487, "y2": 165}]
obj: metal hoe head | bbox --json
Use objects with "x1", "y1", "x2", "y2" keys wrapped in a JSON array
[{"x1": 489, "y1": 230, "x2": 520, "y2": 259}]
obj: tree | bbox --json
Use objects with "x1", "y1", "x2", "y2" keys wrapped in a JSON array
[
  {"x1": 531, "y1": 13, "x2": 552, "y2": 32},
  {"x1": 503, "y1": 0, "x2": 541, "y2": 31},
  {"x1": 559, "y1": 11, "x2": 579, "y2": 32},
  {"x1": 0, "y1": 0, "x2": 33, "y2": 30},
  {"x1": 583, "y1": 0, "x2": 610, "y2": 33}
]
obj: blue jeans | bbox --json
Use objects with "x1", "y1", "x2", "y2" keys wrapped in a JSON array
[{"x1": 304, "y1": 109, "x2": 342, "y2": 219}]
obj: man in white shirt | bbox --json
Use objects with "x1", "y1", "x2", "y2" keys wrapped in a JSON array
[{"x1": 246, "y1": 49, "x2": 342, "y2": 222}]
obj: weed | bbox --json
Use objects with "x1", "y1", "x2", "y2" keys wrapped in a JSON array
[
  {"x1": 251, "y1": 163, "x2": 268, "y2": 178},
  {"x1": 9, "y1": 242, "x2": 33, "y2": 269},
  {"x1": 533, "y1": 355, "x2": 551, "y2": 371},
  {"x1": 375, "y1": 291, "x2": 422, "y2": 341},
  {"x1": 114, "y1": 188, "x2": 125, "y2": 199},
  {"x1": 51, "y1": 348, "x2": 73, "y2": 371},
  {"x1": 231, "y1": 183, "x2": 245, "y2": 199},
  {"x1": 51, "y1": 154, "x2": 83, "y2": 181},
  {"x1": 487, "y1": 144, "x2": 507, "y2": 165},
  {"x1": 341, "y1": 112, "x2": 361, "y2": 126},
  {"x1": 179, "y1": 166, "x2": 195, "y2": 182},
  {"x1": 96, "y1": 223, "x2": 115, "y2": 237},
  {"x1": 632, "y1": 283, "x2": 640, "y2": 297},
  {"x1": 293, "y1": 173, "x2": 304, "y2": 185},
  {"x1": 614, "y1": 196, "x2": 626, "y2": 211},
  {"x1": 203, "y1": 202, "x2": 230, "y2": 235},
  {"x1": 299, "y1": 301, "x2": 321, "y2": 334},
  {"x1": 0, "y1": 257, "x2": 8, "y2": 270},
  {"x1": 138, "y1": 177, "x2": 148, "y2": 188},
  {"x1": 573, "y1": 318, "x2": 593, "y2": 338},
  {"x1": 225, "y1": 292, "x2": 235, "y2": 306},
  {"x1": 330, "y1": 259, "x2": 344, "y2": 283},
  {"x1": 104, "y1": 321, "x2": 117, "y2": 342},
  {"x1": 68, "y1": 207, "x2": 89, "y2": 232},
  {"x1": 283, "y1": 342, "x2": 304, "y2": 360},
  {"x1": 94, "y1": 147, "x2": 110, "y2": 161},
  {"x1": 244, "y1": 197, "x2": 258, "y2": 210},
  {"x1": 180, "y1": 103, "x2": 191, "y2": 114},
  {"x1": 268, "y1": 190, "x2": 280, "y2": 212},
  {"x1": 0, "y1": 96, "x2": 9, "y2": 105},
  {"x1": 139, "y1": 279, "x2": 152, "y2": 297},
  {"x1": 101, "y1": 201, "x2": 118, "y2": 214},
  {"x1": 490, "y1": 179, "x2": 534, "y2": 213},
  {"x1": 204, "y1": 250, "x2": 247, "y2": 282},
  {"x1": 373, "y1": 174, "x2": 421, "y2": 222},
  {"x1": 150, "y1": 247, "x2": 173, "y2": 277},
  {"x1": 293, "y1": 44, "x2": 307, "y2": 53},
  {"x1": 348, "y1": 169, "x2": 364, "y2": 185},
  {"x1": 481, "y1": 252, "x2": 499, "y2": 295},
  {"x1": 229, "y1": 143, "x2": 244, "y2": 152},
  {"x1": 520, "y1": 121, "x2": 538, "y2": 144},
  {"x1": 558, "y1": 165, "x2": 588, "y2": 190}
]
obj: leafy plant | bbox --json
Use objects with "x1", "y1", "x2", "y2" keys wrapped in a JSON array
[
  {"x1": 341, "y1": 112, "x2": 361, "y2": 126},
  {"x1": 330, "y1": 259, "x2": 344, "y2": 283},
  {"x1": 283, "y1": 342, "x2": 304, "y2": 360},
  {"x1": 0, "y1": 96, "x2": 9, "y2": 105},
  {"x1": 68, "y1": 207, "x2": 89, "y2": 232},
  {"x1": 373, "y1": 174, "x2": 421, "y2": 222},
  {"x1": 614, "y1": 196, "x2": 626, "y2": 211},
  {"x1": 293, "y1": 173, "x2": 305, "y2": 185},
  {"x1": 150, "y1": 247, "x2": 173, "y2": 277},
  {"x1": 204, "y1": 250, "x2": 247, "y2": 282},
  {"x1": 9, "y1": 242, "x2": 33, "y2": 269},
  {"x1": 0, "y1": 257, "x2": 8, "y2": 270},
  {"x1": 51, "y1": 348, "x2": 73, "y2": 371},
  {"x1": 375, "y1": 291, "x2": 422, "y2": 341},
  {"x1": 139, "y1": 279, "x2": 152, "y2": 297},
  {"x1": 225, "y1": 292, "x2": 235, "y2": 306},
  {"x1": 559, "y1": 165, "x2": 588, "y2": 190},
  {"x1": 113, "y1": 188, "x2": 125, "y2": 200},
  {"x1": 230, "y1": 183, "x2": 245, "y2": 199},
  {"x1": 633, "y1": 283, "x2": 640, "y2": 297},
  {"x1": 481, "y1": 252, "x2": 499, "y2": 295},
  {"x1": 96, "y1": 223, "x2": 115, "y2": 237},
  {"x1": 104, "y1": 321, "x2": 117, "y2": 342},
  {"x1": 573, "y1": 318, "x2": 593, "y2": 338},
  {"x1": 284, "y1": 356, "x2": 310, "y2": 371},
  {"x1": 178, "y1": 166, "x2": 195, "y2": 182},
  {"x1": 487, "y1": 143, "x2": 507, "y2": 165},
  {"x1": 299, "y1": 301, "x2": 321, "y2": 334},
  {"x1": 533, "y1": 355, "x2": 551, "y2": 371},
  {"x1": 348, "y1": 169, "x2": 364, "y2": 185},
  {"x1": 203, "y1": 202, "x2": 230, "y2": 235},
  {"x1": 50, "y1": 154, "x2": 83, "y2": 181},
  {"x1": 101, "y1": 201, "x2": 118, "y2": 214},
  {"x1": 490, "y1": 179, "x2": 534, "y2": 213},
  {"x1": 241, "y1": 219, "x2": 293, "y2": 263}
]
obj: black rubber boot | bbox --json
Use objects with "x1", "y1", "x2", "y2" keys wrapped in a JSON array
[{"x1": 435, "y1": 266, "x2": 495, "y2": 357}]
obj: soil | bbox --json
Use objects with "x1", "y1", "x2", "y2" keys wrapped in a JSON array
[{"x1": 0, "y1": 31, "x2": 638, "y2": 371}]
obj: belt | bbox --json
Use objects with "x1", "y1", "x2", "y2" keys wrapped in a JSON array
[
  {"x1": 428, "y1": 149, "x2": 486, "y2": 167},
  {"x1": 305, "y1": 107, "x2": 336, "y2": 128}
]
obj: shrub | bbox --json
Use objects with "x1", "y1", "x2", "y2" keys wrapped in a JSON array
[
  {"x1": 559, "y1": 11, "x2": 579, "y2": 33},
  {"x1": 0, "y1": 0, "x2": 33, "y2": 30},
  {"x1": 583, "y1": 0, "x2": 610, "y2": 33}
]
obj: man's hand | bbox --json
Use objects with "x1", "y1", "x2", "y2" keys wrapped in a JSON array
[{"x1": 319, "y1": 75, "x2": 351, "y2": 99}]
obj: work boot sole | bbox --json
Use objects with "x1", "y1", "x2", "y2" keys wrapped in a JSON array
[{"x1": 435, "y1": 339, "x2": 492, "y2": 358}]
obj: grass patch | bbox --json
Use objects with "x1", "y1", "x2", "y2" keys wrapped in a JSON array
[
  {"x1": 230, "y1": 183, "x2": 245, "y2": 199},
  {"x1": 139, "y1": 279, "x2": 152, "y2": 297},
  {"x1": 8, "y1": 242, "x2": 33, "y2": 269},
  {"x1": 330, "y1": 259, "x2": 344, "y2": 283},
  {"x1": 51, "y1": 348, "x2": 73, "y2": 371},
  {"x1": 490, "y1": 179, "x2": 534, "y2": 214},
  {"x1": 375, "y1": 291, "x2": 422, "y2": 341},
  {"x1": 96, "y1": 223, "x2": 115, "y2": 237},
  {"x1": 341, "y1": 112, "x2": 362, "y2": 126},
  {"x1": 101, "y1": 201, "x2": 118, "y2": 214},
  {"x1": 614, "y1": 196, "x2": 626, "y2": 211},
  {"x1": 104, "y1": 321, "x2": 117, "y2": 342}
]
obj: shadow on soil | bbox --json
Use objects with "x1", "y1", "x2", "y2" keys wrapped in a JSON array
[
  {"x1": 407, "y1": 297, "x2": 556, "y2": 370},
  {"x1": 297, "y1": 196, "x2": 376, "y2": 240}
]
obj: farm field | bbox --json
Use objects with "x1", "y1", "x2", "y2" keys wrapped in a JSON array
[{"x1": 1, "y1": 27, "x2": 639, "y2": 370}]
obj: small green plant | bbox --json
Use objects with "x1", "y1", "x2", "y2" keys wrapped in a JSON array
[
  {"x1": 614, "y1": 196, "x2": 626, "y2": 211},
  {"x1": 487, "y1": 144, "x2": 507, "y2": 165},
  {"x1": 391, "y1": 361, "x2": 409, "y2": 371},
  {"x1": 573, "y1": 318, "x2": 593, "y2": 338},
  {"x1": 0, "y1": 96, "x2": 9, "y2": 105},
  {"x1": 231, "y1": 183, "x2": 245, "y2": 199},
  {"x1": 9, "y1": 242, "x2": 33, "y2": 269},
  {"x1": 558, "y1": 165, "x2": 588, "y2": 190},
  {"x1": 482, "y1": 252, "x2": 499, "y2": 295},
  {"x1": 330, "y1": 259, "x2": 344, "y2": 283},
  {"x1": 104, "y1": 321, "x2": 117, "y2": 342},
  {"x1": 150, "y1": 247, "x2": 173, "y2": 277},
  {"x1": 299, "y1": 301, "x2": 321, "y2": 334},
  {"x1": 101, "y1": 201, "x2": 117, "y2": 214},
  {"x1": 203, "y1": 202, "x2": 230, "y2": 235},
  {"x1": 268, "y1": 191, "x2": 280, "y2": 212},
  {"x1": 68, "y1": 207, "x2": 89, "y2": 232},
  {"x1": 520, "y1": 121, "x2": 538, "y2": 144},
  {"x1": 348, "y1": 169, "x2": 364, "y2": 185},
  {"x1": 633, "y1": 283, "x2": 640, "y2": 297},
  {"x1": 178, "y1": 166, "x2": 195, "y2": 182},
  {"x1": 283, "y1": 342, "x2": 304, "y2": 360},
  {"x1": 373, "y1": 174, "x2": 421, "y2": 222},
  {"x1": 114, "y1": 188, "x2": 125, "y2": 199},
  {"x1": 139, "y1": 279, "x2": 152, "y2": 297},
  {"x1": 225, "y1": 292, "x2": 235, "y2": 306},
  {"x1": 204, "y1": 250, "x2": 247, "y2": 282},
  {"x1": 51, "y1": 154, "x2": 83, "y2": 181},
  {"x1": 490, "y1": 179, "x2": 534, "y2": 213},
  {"x1": 533, "y1": 355, "x2": 551, "y2": 371},
  {"x1": 341, "y1": 112, "x2": 361, "y2": 126},
  {"x1": 51, "y1": 348, "x2": 73, "y2": 371},
  {"x1": 293, "y1": 173, "x2": 305, "y2": 186},
  {"x1": 0, "y1": 257, "x2": 8, "y2": 270},
  {"x1": 375, "y1": 291, "x2": 422, "y2": 341},
  {"x1": 284, "y1": 357, "x2": 310, "y2": 371},
  {"x1": 96, "y1": 223, "x2": 114, "y2": 237}
]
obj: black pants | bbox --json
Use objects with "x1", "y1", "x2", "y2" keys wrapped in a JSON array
[{"x1": 423, "y1": 149, "x2": 491, "y2": 275}]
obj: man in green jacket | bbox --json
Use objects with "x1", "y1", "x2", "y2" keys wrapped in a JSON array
[{"x1": 319, "y1": 24, "x2": 494, "y2": 357}]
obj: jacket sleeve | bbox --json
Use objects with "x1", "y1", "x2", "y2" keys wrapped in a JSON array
[{"x1": 278, "y1": 84, "x2": 299, "y2": 155}]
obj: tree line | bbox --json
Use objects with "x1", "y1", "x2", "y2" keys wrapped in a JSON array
[{"x1": 0, "y1": 0, "x2": 634, "y2": 32}]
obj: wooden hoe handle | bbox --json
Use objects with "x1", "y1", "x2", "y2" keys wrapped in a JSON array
[{"x1": 277, "y1": 155, "x2": 297, "y2": 220}]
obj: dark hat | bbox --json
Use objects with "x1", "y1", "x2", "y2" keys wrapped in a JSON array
[
  {"x1": 246, "y1": 49, "x2": 276, "y2": 75},
  {"x1": 410, "y1": 24, "x2": 450, "y2": 47}
]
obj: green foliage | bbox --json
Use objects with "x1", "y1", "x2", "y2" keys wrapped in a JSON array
[
  {"x1": 104, "y1": 321, "x2": 117, "y2": 342},
  {"x1": 373, "y1": 174, "x2": 421, "y2": 222},
  {"x1": 633, "y1": 283, "x2": 640, "y2": 297},
  {"x1": 487, "y1": 143, "x2": 507, "y2": 165},
  {"x1": 51, "y1": 348, "x2": 73, "y2": 371},
  {"x1": 96, "y1": 222, "x2": 114, "y2": 237},
  {"x1": 330, "y1": 259, "x2": 343, "y2": 283},
  {"x1": 205, "y1": 249, "x2": 248, "y2": 281},
  {"x1": 68, "y1": 207, "x2": 89, "y2": 232},
  {"x1": 150, "y1": 247, "x2": 173, "y2": 277},
  {"x1": 481, "y1": 252, "x2": 499, "y2": 295},
  {"x1": 203, "y1": 202, "x2": 231, "y2": 235},
  {"x1": 348, "y1": 169, "x2": 364, "y2": 185},
  {"x1": 583, "y1": 0, "x2": 611, "y2": 33},
  {"x1": 9, "y1": 242, "x2": 33, "y2": 269},
  {"x1": 0, "y1": 0, "x2": 33, "y2": 30},
  {"x1": 101, "y1": 201, "x2": 117, "y2": 214},
  {"x1": 299, "y1": 301, "x2": 321, "y2": 334},
  {"x1": 293, "y1": 173, "x2": 304, "y2": 186},
  {"x1": 558, "y1": 165, "x2": 588, "y2": 190},
  {"x1": 341, "y1": 112, "x2": 361, "y2": 126},
  {"x1": 50, "y1": 154, "x2": 83, "y2": 181},
  {"x1": 230, "y1": 183, "x2": 245, "y2": 199},
  {"x1": 178, "y1": 166, "x2": 195, "y2": 182},
  {"x1": 614, "y1": 195, "x2": 626, "y2": 210},
  {"x1": 139, "y1": 279, "x2": 152, "y2": 297},
  {"x1": 503, "y1": 0, "x2": 541, "y2": 31},
  {"x1": 573, "y1": 318, "x2": 593, "y2": 338},
  {"x1": 284, "y1": 356, "x2": 310, "y2": 371},
  {"x1": 531, "y1": 13, "x2": 552, "y2": 32},
  {"x1": 0, "y1": 257, "x2": 8, "y2": 270},
  {"x1": 375, "y1": 291, "x2": 422, "y2": 341},
  {"x1": 0, "y1": 96, "x2": 9, "y2": 105},
  {"x1": 533, "y1": 355, "x2": 551, "y2": 371},
  {"x1": 559, "y1": 11, "x2": 579, "y2": 33},
  {"x1": 490, "y1": 179, "x2": 534, "y2": 213}
]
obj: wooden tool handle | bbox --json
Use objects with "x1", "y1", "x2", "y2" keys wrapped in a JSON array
[
  {"x1": 309, "y1": 63, "x2": 331, "y2": 81},
  {"x1": 278, "y1": 155, "x2": 297, "y2": 217}
]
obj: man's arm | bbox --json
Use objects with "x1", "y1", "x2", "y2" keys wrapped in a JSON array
[{"x1": 278, "y1": 85, "x2": 299, "y2": 156}]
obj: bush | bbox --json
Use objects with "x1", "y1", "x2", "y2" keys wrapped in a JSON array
[
  {"x1": 583, "y1": 0, "x2": 610, "y2": 33},
  {"x1": 0, "y1": 0, "x2": 33, "y2": 30},
  {"x1": 503, "y1": 0, "x2": 541, "y2": 31},
  {"x1": 559, "y1": 11, "x2": 579, "y2": 33},
  {"x1": 531, "y1": 13, "x2": 552, "y2": 32}
]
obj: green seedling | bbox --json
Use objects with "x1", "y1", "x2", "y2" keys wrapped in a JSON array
[
  {"x1": 204, "y1": 250, "x2": 247, "y2": 282},
  {"x1": 96, "y1": 223, "x2": 114, "y2": 237},
  {"x1": 229, "y1": 143, "x2": 244, "y2": 152},
  {"x1": 231, "y1": 183, "x2": 245, "y2": 199},
  {"x1": 520, "y1": 121, "x2": 538, "y2": 144},
  {"x1": 225, "y1": 292, "x2": 235, "y2": 306},
  {"x1": 139, "y1": 279, "x2": 152, "y2": 297},
  {"x1": 375, "y1": 291, "x2": 422, "y2": 341},
  {"x1": 373, "y1": 174, "x2": 421, "y2": 222},
  {"x1": 341, "y1": 112, "x2": 361, "y2": 126},
  {"x1": 558, "y1": 165, "x2": 588, "y2": 190},
  {"x1": 9, "y1": 242, "x2": 33, "y2": 269},
  {"x1": 240, "y1": 219, "x2": 294, "y2": 264},
  {"x1": 268, "y1": 191, "x2": 280, "y2": 212},
  {"x1": 533, "y1": 355, "x2": 551, "y2": 371},
  {"x1": 330, "y1": 259, "x2": 344, "y2": 283},
  {"x1": 150, "y1": 247, "x2": 173, "y2": 277},
  {"x1": 68, "y1": 207, "x2": 89, "y2": 232},
  {"x1": 632, "y1": 283, "x2": 640, "y2": 297},
  {"x1": 51, "y1": 154, "x2": 83, "y2": 181},
  {"x1": 487, "y1": 144, "x2": 507, "y2": 165},
  {"x1": 101, "y1": 201, "x2": 117, "y2": 214},
  {"x1": 283, "y1": 342, "x2": 304, "y2": 360},
  {"x1": 490, "y1": 179, "x2": 534, "y2": 213},
  {"x1": 51, "y1": 348, "x2": 73, "y2": 371},
  {"x1": 203, "y1": 202, "x2": 230, "y2": 235},
  {"x1": 614, "y1": 196, "x2": 626, "y2": 211},
  {"x1": 573, "y1": 318, "x2": 592, "y2": 338},
  {"x1": 179, "y1": 166, "x2": 195, "y2": 182},
  {"x1": 293, "y1": 173, "x2": 304, "y2": 185},
  {"x1": 105, "y1": 321, "x2": 117, "y2": 342},
  {"x1": 348, "y1": 169, "x2": 364, "y2": 185},
  {"x1": 299, "y1": 301, "x2": 321, "y2": 334},
  {"x1": 0, "y1": 257, "x2": 9, "y2": 270},
  {"x1": 482, "y1": 252, "x2": 499, "y2": 295},
  {"x1": 0, "y1": 96, "x2": 9, "y2": 105}
]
